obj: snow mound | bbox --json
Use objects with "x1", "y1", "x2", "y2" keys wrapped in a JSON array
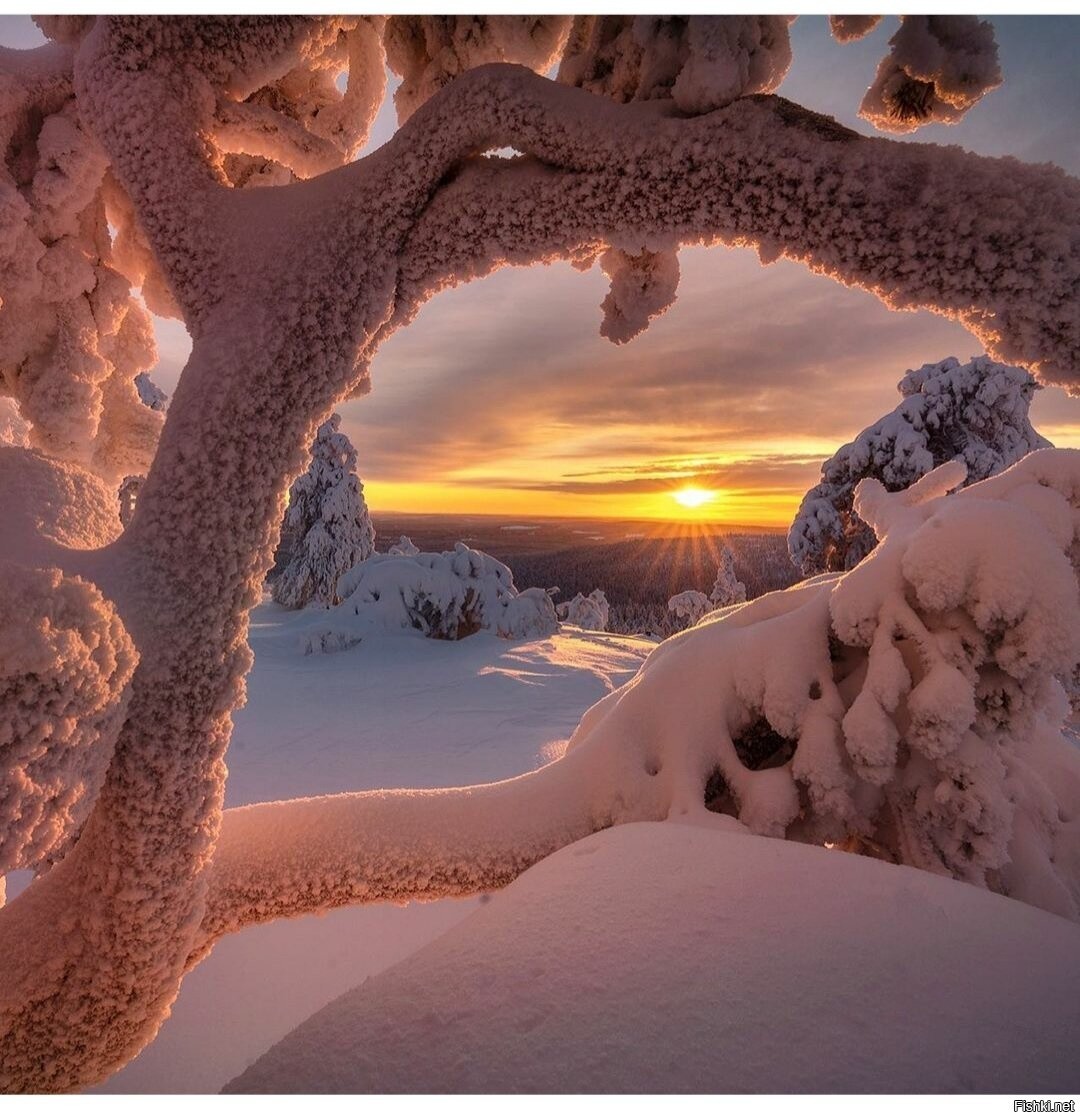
[
  {"x1": 227, "y1": 821, "x2": 1080, "y2": 1093},
  {"x1": 303, "y1": 543, "x2": 558, "y2": 651}
]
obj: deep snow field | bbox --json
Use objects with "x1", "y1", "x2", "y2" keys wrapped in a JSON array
[
  {"x1": 96, "y1": 602, "x2": 654, "y2": 1093},
  {"x1": 93, "y1": 600, "x2": 1080, "y2": 1095}
]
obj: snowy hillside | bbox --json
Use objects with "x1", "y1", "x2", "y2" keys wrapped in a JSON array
[{"x1": 96, "y1": 605, "x2": 653, "y2": 1093}]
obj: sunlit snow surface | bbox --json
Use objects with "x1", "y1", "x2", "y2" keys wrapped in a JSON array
[
  {"x1": 95, "y1": 604, "x2": 651, "y2": 1092},
  {"x1": 230, "y1": 821, "x2": 1080, "y2": 1094}
]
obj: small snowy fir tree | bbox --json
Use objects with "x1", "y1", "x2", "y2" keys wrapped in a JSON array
[
  {"x1": 556, "y1": 589, "x2": 610, "y2": 631},
  {"x1": 387, "y1": 535, "x2": 420, "y2": 556},
  {"x1": 789, "y1": 356, "x2": 1051, "y2": 576},
  {"x1": 273, "y1": 414, "x2": 375, "y2": 608},
  {"x1": 710, "y1": 545, "x2": 747, "y2": 607}
]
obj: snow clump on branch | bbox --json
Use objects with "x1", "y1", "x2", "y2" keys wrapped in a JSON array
[
  {"x1": 828, "y1": 16, "x2": 883, "y2": 44},
  {"x1": 304, "y1": 543, "x2": 558, "y2": 651},
  {"x1": 860, "y1": 15, "x2": 1002, "y2": 133},
  {"x1": 789, "y1": 356, "x2": 1050, "y2": 577}
]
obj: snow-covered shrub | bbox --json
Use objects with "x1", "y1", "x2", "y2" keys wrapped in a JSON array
[
  {"x1": 304, "y1": 543, "x2": 558, "y2": 651},
  {"x1": 0, "y1": 562, "x2": 136, "y2": 873},
  {"x1": 273, "y1": 415, "x2": 376, "y2": 609},
  {"x1": 789, "y1": 356, "x2": 1050, "y2": 576},
  {"x1": 667, "y1": 589, "x2": 712, "y2": 628},
  {"x1": 556, "y1": 589, "x2": 609, "y2": 631},
  {"x1": 387, "y1": 535, "x2": 420, "y2": 556},
  {"x1": 859, "y1": 16, "x2": 1002, "y2": 133}
]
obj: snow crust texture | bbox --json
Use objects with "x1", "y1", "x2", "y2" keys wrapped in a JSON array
[
  {"x1": 305, "y1": 542, "x2": 558, "y2": 650},
  {"x1": 228, "y1": 822, "x2": 1080, "y2": 1094},
  {"x1": 272, "y1": 414, "x2": 375, "y2": 610},
  {"x1": 860, "y1": 16, "x2": 1002, "y2": 133},
  {"x1": 789, "y1": 356, "x2": 1050, "y2": 576}
]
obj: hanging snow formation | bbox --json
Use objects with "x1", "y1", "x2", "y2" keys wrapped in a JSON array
[
  {"x1": 789, "y1": 356, "x2": 1051, "y2": 576},
  {"x1": 828, "y1": 16, "x2": 882, "y2": 44},
  {"x1": 304, "y1": 543, "x2": 558, "y2": 650},
  {"x1": 859, "y1": 16, "x2": 1002, "y2": 133},
  {"x1": 557, "y1": 589, "x2": 610, "y2": 632},
  {"x1": 272, "y1": 414, "x2": 375, "y2": 610},
  {"x1": 1, "y1": 14, "x2": 1078, "y2": 1091}
]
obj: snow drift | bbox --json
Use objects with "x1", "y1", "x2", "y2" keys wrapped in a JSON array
[{"x1": 227, "y1": 821, "x2": 1080, "y2": 1093}]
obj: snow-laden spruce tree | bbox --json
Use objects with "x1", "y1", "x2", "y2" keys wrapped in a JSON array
[
  {"x1": 789, "y1": 356, "x2": 1051, "y2": 576},
  {"x1": 710, "y1": 545, "x2": 746, "y2": 607},
  {"x1": 1, "y1": 15, "x2": 1079, "y2": 1091},
  {"x1": 272, "y1": 413, "x2": 375, "y2": 609},
  {"x1": 668, "y1": 545, "x2": 747, "y2": 627}
]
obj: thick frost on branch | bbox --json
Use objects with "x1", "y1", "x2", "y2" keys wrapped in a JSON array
[
  {"x1": 558, "y1": 16, "x2": 793, "y2": 114},
  {"x1": 860, "y1": 16, "x2": 1002, "y2": 133},
  {"x1": 598, "y1": 247, "x2": 680, "y2": 344},
  {"x1": 789, "y1": 356, "x2": 1050, "y2": 576},
  {"x1": 385, "y1": 15, "x2": 571, "y2": 122},
  {"x1": 828, "y1": 16, "x2": 882, "y2": 44},
  {"x1": 0, "y1": 562, "x2": 135, "y2": 873},
  {"x1": 305, "y1": 543, "x2": 558, "y2": 650}
]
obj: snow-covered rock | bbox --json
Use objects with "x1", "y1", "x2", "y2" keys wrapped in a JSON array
[{"x1": 227, "y1": 821, "x2": 1080, "y2": 1093}]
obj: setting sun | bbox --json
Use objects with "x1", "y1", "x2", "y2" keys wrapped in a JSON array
[{"x1": 672, "y1": 486, "x2": 715, "y2": 509}]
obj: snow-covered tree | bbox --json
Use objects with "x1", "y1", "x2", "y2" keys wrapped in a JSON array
[
  {"x1": 710, "y1": 545, "x2": 746, "y2": 607},
  {"x1": 789, "y1": 356, "x2": 1051, "y2": 577},
  {"x1": 557, "y1": 589, "x2": 609, "y2": 631},
  {"x1": 305, "y1": 542, "x2": 558, "y2": 649},
  {"x1": 272, "y1": 414, "x2": 375, "y2": 609},
  {"x1": 668, "y1": 588, "x2": 712, "y2": 627},
  {"x1": 1, "y1": 15, "x2": 1078, "y2": 1091},
  {"x1": 387, "y1": 534, "x2": 420, "y2": 556}
]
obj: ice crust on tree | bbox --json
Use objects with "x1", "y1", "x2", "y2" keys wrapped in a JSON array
[
  {"x1": 2, "y1": 14, "x2": 1080, "y2": 1091},
  {"x1": 860, "y1": 16, "x2": 1002, "y2": 133},
  {"x1": 304, "y1": 542, "x2": 558, "y2": 651},
  {"x1": 272, "y1": 414, "x2": 375, "y2": 610},
  {"x1": 556, "y1": 589, "x2": 609, "y2": 631},
  {"x1": 789, "y1": 356, "x2": 1050, "y2": 576}
]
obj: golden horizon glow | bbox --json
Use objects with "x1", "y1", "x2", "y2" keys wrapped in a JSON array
[{"x1": 672, "y1": 486, "x2": 716, "y2": 509}]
